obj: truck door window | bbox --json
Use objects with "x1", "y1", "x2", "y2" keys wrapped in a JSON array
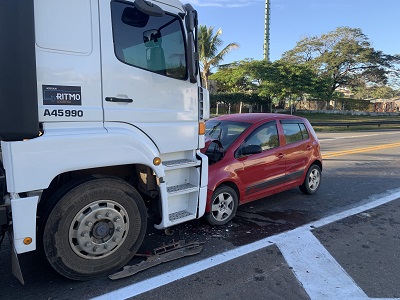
[{"x1": 111, "y1": 1, "x2": 187, "y2": 80}]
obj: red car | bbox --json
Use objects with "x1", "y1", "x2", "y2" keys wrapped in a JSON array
[{"x1": 202, "y1": 113, "x2": 322, "y2": 225}]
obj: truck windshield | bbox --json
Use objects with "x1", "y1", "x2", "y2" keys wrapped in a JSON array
[{"x1": 111, "y1": 2, "x2": 187, "y2": 80}]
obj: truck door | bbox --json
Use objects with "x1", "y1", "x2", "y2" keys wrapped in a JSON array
[{"x1": 99, "y1": 0, "x2": 199, "y2": 153}]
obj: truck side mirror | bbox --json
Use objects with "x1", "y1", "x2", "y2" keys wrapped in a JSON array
[
  {"x1": 184, "y1": 4, "x2": 199, "y2": 83},
  {"x1": 143, "y1": 29, "x2": 162, "y2": 47}
]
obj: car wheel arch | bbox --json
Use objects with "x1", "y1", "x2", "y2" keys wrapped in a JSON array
[
  {"x1": 214, "y1": 181, "x2": 241, "y2": 204},
  {"x1": 301, "y1": 160, "x2": 322, "y2": 184},
  {"x1": 312, "y1": 159, "x2": 322, "y2": 172}
]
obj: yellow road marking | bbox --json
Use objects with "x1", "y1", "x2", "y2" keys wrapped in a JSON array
[{"x1": 323, "y1": 142, "x2": 400, "y2": 159}]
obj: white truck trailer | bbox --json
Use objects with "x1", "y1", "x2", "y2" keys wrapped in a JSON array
[{"x1": 0, "y1": 0, "x2": 209, "y2": 281}]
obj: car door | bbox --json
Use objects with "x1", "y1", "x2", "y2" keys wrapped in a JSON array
[
  {"x1": 280, "y1": 119, "x2": 312, "y2": 186},
  {"x1": 235, "y1": 121, "x2": 286, "y2": 203}
]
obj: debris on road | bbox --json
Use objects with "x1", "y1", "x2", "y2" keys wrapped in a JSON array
[{"x1": 109, "y1": 240, "x2": 204, "y2": 280}]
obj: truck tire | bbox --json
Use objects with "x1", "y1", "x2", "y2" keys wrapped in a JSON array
[{"x1": 40, "y1": 176, "x2": 147, "y2": 280}]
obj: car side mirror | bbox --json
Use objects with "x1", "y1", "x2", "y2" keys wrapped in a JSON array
[
  {"x1": 204, "y1": 140, "x2": 224, "y2": 164},
  {"x1": 241, "y1": 145, "x2": 262, "y2": 156}
]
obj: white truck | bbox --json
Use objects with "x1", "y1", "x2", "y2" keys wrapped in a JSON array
[{"x1": 0, "y1": 0, "x2": 209, "y2": 282}]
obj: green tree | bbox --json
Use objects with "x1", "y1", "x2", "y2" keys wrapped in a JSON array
[
  {"x1": 210, "y1": 92, "x2": 269, "y2": 114},
  {"x1": 245, "y1": 60, "x2": 318, "y2": 103},
  {"x1": 209, "y1": 61, "x2": 251, "y2": 93},
  {"x1": 209, "y1": 61, "x2": 255, "y2": 113},
  {"x1": 353, "y1": 85, "x2": 396, "y2": 99},
  {"x1": 198, "y1": 25, "x2": 239, "y2": 89},
  {"x1": 282, "y1": 27, "x2": 400, "y2": 100},
  {"x1": 209, "y1": 59, "x2": 318, "y2": 111}
]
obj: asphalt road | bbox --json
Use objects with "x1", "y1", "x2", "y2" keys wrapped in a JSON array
[{"x1": 1, "y1": 129, "x2": 400, "y2": 300}]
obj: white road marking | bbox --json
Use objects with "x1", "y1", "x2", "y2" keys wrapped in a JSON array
[
  {"x1": 277, "y1": 229, "x2": 367, "y2": 299},
  {"x1": 91, "y1": 188, "x2": 400, "y2": 300},
  {"x1": 319, "y1": 131, "x2": 400, "y2": 142}
]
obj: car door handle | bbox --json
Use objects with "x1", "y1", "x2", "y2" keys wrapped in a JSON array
[
  {"x1": 105, "y1": 97, "x2": 133, "y2": 103},
  {"x1": 306, "y1": 145, "x2": 312, "y2": 151},
  {"x1": 277, "y1": 153, "x2": 284, "y2": 159}
]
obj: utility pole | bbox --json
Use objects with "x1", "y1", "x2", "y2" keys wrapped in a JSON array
[{"x1": 263, "y1": 0, "x2": 270, "y2": 61}]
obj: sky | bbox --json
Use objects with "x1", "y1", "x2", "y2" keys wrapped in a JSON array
[{"x1": 187, "y1": 0, "x2": 400, "y2": 69}]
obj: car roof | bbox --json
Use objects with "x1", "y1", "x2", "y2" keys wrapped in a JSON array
[{"x1": 210, "y1": 113, "x2": 306, "y2": 125}]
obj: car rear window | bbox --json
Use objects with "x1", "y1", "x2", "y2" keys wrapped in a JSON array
[{"x1": 281, "y1": 120, "x2": 309, "y2": 144}]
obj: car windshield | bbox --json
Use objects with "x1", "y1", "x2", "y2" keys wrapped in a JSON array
[{"x1": 205, "y1": 120, "x2": 251, "y2": 149}]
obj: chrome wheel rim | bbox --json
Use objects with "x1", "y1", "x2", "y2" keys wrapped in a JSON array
[
  {"x1": 308, "y1": 168, "x2": 321, "y2": 191},
  {"x1": 211, "y1": 192, "x2": 234, "y2": 222},
  {"x1": 69, "y1": 200, "x2": 129, "y2": 259}
]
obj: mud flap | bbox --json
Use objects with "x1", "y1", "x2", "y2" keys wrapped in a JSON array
[
  {"x1": 109, "y1": 240, "x2": 203, "y2": 280},
  {"x1": 10, "y1": 231, "x2": 25, "y2": 284}
]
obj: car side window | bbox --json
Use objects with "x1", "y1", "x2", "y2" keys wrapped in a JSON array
[
  {"x1": 111, "y1": 1, "x2": 187, "y2": 80},
  {"x1": 243, "y1": 123, "x2": 279, "y2": 151},
  {"x1": 281, "y1": 121, "x2": 309, "y2": 144},
  {"x1": 299, "y1": 123, "x2": 309, "y2": 140}
]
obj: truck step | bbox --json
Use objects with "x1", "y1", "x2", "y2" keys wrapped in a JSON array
[
  {"x1": 162, "y1": 159, "x2": 199, "y2": 170},
  {"x1": 167, "y1": 183, "x2": 197, "y2": 195},
  {"x1": 169, "y1": 210, "x2": 192, "y2": 221}
]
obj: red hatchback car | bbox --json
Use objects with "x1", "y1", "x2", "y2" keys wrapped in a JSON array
[{"x1": 202, "y1": 113, "x2": 322, "y2": 225}]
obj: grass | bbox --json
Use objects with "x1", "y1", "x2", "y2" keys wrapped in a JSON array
[
  {"x1": 294, "y1": 112, "x2": 400, "y2": 122},
  {"x1": 291, "y1": 112, "x2": 400, "y2": 132}
]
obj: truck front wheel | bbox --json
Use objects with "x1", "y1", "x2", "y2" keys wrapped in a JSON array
[{"x1": 41, "y1": 177, "x2": 147, "y2": 280}]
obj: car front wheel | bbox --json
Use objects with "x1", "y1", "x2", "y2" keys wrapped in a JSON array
[
  {"x1": 40, "y1": 177, "x2": 147, "y2": 280},
  {"x1": 205, "y1": 185, "x2": 238, "y2": 226},
  {"x1": 300, "y1": 164, "x2": 321, "y2": 195}
]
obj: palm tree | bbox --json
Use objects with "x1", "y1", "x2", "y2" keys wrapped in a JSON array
[{"x1": 198, "y1": 25, "x2": 239, "y2": 89}]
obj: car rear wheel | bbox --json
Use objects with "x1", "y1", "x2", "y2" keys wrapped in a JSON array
[
  {"x1": 300, "y1": 164, "x2": 321, "y2": 195},
  {"x1": 205, "y1": 185, "x2": 238, "y2": 226}
]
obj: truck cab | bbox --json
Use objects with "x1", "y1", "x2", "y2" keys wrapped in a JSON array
[{"x1": 0, "y1": 0, "x2": 209, "y2": 281}]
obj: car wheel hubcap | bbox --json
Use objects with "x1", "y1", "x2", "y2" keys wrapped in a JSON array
[
  {"x1": 308, "y1": 169, "x2": 320, "y2": 191},
  {"x1": 211, "y1": 192, "x2": 234, "y2": 222}
]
